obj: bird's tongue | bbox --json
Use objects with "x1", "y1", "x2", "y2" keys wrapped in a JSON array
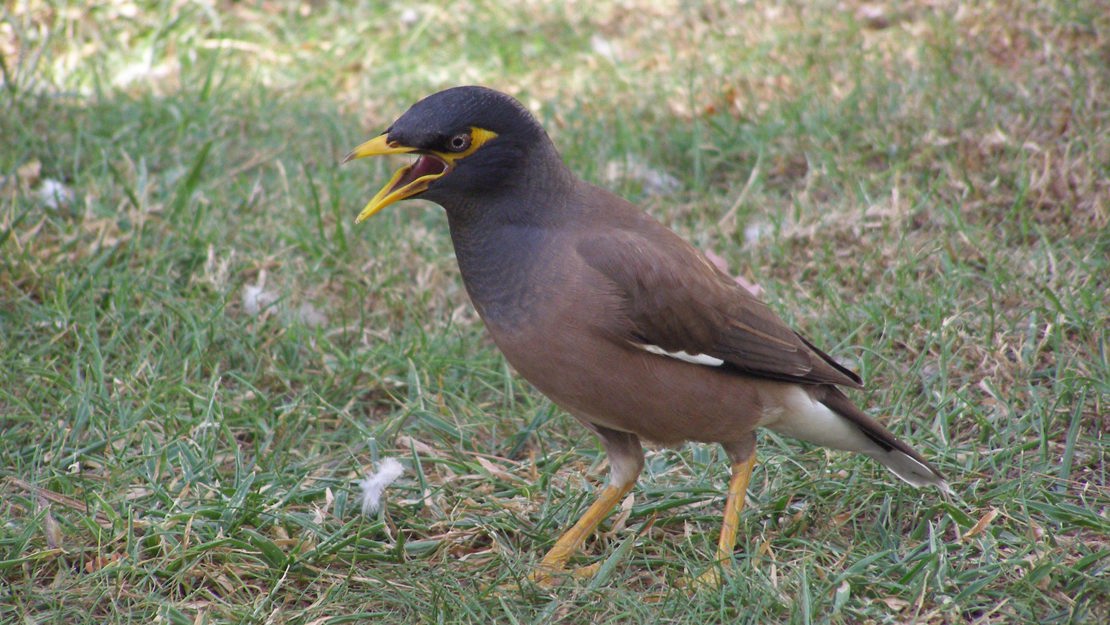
[{"x1": 396, "y1": 154, "x2": 447, "y2": 189}]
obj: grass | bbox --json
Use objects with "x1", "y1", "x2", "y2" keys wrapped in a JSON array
[{"x1": 1, "y1": 0, "x2": 1107, "y2": 623}]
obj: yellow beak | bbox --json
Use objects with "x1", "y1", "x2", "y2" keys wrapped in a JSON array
[
  {"x1": 345, "y1": 127, "x2": 499, "y2": 223},
  {"x1": 344, "y1": 134, "x2": 445, "y2": 223}
]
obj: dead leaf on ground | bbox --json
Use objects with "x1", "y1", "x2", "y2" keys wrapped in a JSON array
[
  {"x1": 85, "y1": 552, "x2": 122, "y2": 573},
  {"x1": 475, "y1": 456, "x2": 522, "y2": 482},
  {"x1": 962, "y1": 507, "x2": 1000, "y2": 541},
  {"x1": 878, "y1": 596, "x2": 911, "y2": 611}
]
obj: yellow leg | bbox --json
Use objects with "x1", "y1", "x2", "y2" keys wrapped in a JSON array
[
  {"x1": 716, "y1": 453, "x2": 756, "y2": 562},
  {"x1": 531, "y1": 482, "x2": 634, "y2": 582},
  {"x1": 687, "y1": 452, "x2": 756, "y2": 590}
]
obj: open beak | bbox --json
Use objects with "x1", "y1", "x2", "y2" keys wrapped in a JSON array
[{"x1": 343, "y1": 134, "x2": 451, "y2": 223}]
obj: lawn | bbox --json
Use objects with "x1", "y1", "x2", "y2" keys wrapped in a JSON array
[{"x1": 1, "y1": 1, "x2": 1107, "y2": 623}]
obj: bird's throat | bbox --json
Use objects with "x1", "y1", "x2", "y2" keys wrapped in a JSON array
[{"x1": 446, "y1": 215, "x2": 552, "y2": 328}]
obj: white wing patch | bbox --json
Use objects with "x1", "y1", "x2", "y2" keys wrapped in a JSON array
[{"x1": 635, "y1": 343, "x2": 725, "y2": 367}]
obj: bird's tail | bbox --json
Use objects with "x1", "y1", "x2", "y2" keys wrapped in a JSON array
[
  {"x1": 818, "y1": 388, "x2": 951, "y2": 493},
  {"x1": 763, "y1": 385, "x2": 951, "y2": 493}
]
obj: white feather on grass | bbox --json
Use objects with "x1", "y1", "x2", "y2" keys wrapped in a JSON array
[{"x1": 358, "y1": 457, "x2": 404, "y2": 516}]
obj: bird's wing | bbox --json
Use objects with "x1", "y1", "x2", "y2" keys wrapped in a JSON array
[{"x1": 576, "y1": 227, "x2": 863, "y2": 388}]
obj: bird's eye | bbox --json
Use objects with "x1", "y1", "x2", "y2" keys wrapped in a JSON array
[{"x1": 448, "y1": 133, "x2": 471, "y2": 152}]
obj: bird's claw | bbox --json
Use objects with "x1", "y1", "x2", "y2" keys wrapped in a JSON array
[
  {"x1": 679, "y1": 565, "x2": 726, "y2": 591},
  {"x1": 526, "y1": 561, "x2": 602, "y2": 587}
]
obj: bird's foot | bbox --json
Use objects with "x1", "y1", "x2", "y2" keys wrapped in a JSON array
[
  {"x1": 679, "y1": 564, "x2": 727, "y2": 591},
  {"x1": 489, "y1": 563, "x2": 595, "y2": 595},
  {"x1": 526, "y1": 561, "x2": 601, "y2": 587}
]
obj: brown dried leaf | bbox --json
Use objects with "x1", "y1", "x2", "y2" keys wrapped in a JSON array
[
  {"x1": 396, "y1": 435, "x2": 441, "y2": 457},
  {"x1": 84, "y1": 552, "x2": 122, "y2": 573},
  {"x1": 962, "y1": 507, "x2": 1000, "y2": 541},
  {"x1": 42, "y1": 505, "x2": 61, "y2": 550},
  {"x1": 475, "y1": 456, "x2": 521, "y2": 483},
  {"x1": 601, "y1": 493, "x2": 635, "y2": 539},
  {"x1": 17, "y1": 159, "x2": 42, "y2": 185},
  {"x1": 878, "y1": 596, "x2": 910, "y2": 611}
]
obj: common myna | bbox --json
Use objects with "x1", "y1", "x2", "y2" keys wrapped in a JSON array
[{"x1": 345, "y1": 86, "x2": 949, "y2": 585}]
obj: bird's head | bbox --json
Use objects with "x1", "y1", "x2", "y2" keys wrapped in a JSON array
[{"x1": 344, "y1": 86, "x2": 547, "y2": 222}]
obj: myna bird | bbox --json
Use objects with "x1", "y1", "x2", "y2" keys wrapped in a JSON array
[{"x1": 345, "y1": 86, "x2": 950, "y2": 585}]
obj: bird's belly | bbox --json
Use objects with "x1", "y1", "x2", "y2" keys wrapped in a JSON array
[{"x1": 490, "y1": 323, "x2": 769, "y2": 446}]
